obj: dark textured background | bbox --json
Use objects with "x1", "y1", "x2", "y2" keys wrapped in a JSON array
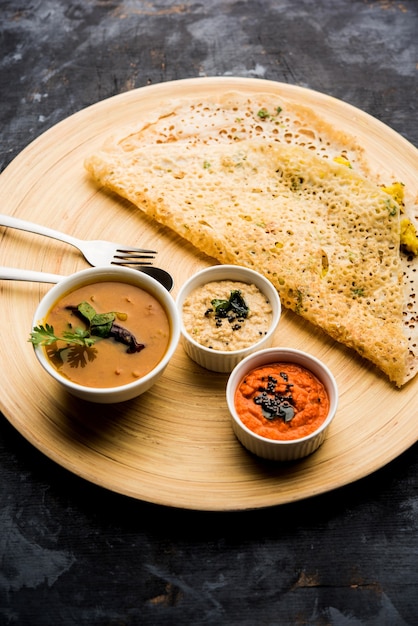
[{"x1": 1, "y1": 1, "x2": 418, "y2": 624}]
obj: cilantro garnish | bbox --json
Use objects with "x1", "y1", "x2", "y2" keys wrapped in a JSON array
[
  {"x1": 257, "y1": 108, "x2": 270, "y2": 119},
  {"x1": 29, "y1": 323, "x2": 97, "y2": 348},
  {"x1": 29, "y1": 302, "x2": 144, "y2": 354},
  {"x1": 257, "y1": 106, "x2": 282, "y2": 120}
]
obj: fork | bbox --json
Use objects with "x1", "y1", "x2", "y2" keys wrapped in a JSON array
[{"x1": 0, "y1": 214, "x2": 156, "y2": 266}]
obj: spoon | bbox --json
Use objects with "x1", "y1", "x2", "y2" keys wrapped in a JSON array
[
  {"x1": 136, "y1": 266, "x2": 174, "y2": 291},
  {"x1": 0, "y1": 265, "x2": 174, "y2": 291}
]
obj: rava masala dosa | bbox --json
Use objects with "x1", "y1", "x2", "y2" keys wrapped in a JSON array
[{"x1": 84, "y1": 91, "x2": 418, "y2": 387}]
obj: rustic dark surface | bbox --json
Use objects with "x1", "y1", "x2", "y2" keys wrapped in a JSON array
[{"x1": 1, "y1": 1, "x2": 418, "y2": 624}]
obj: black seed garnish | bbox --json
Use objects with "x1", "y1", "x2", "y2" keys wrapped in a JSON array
[
  {"x1": 209, "y1": 290, "x2": 249, "y2": 328},
  {"x1": 253, "y1": 373, "x2": 295, "y2": 422}
]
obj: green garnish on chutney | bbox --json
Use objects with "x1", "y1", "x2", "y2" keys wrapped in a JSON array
[
  {"x1": 205, "y1": 290, "x2": 249, "y2": 332},
  {"x1": 211, "y1": 290, "x2": 249, "y2": 319}
]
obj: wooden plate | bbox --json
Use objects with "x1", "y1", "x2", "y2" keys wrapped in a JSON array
[{"x1": 1, "y1": 77, "x2": 417, "y2": 511}]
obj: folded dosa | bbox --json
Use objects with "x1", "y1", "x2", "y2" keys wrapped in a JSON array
[{"x1": 85, "y1": 94, "x2": 418, "y2": 387}]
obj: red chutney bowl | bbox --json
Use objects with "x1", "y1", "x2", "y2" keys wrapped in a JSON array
[{"x1": 226, "y1": 347, "x2": 339, "y2": 461}]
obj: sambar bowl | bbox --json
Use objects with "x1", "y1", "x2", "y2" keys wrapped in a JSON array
[{"x1": 31, "y1": 266, "x2": 180, "y2": 403}]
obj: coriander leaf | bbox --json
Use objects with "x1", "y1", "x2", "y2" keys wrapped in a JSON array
[
  {"x1": 29, "y1": 324, "x2": 59, "y2": 346},
  {"x1": 62, "y1": 327, "x2": 97, "y2": 347},
  {"x1": 29, "y1": 324, "x2": 98, "y2": 348},
  {"x1": 257, "y1": 108, "x2": 270, "y2": 119}
]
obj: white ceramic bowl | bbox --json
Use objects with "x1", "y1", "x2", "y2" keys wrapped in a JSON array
[
  {"x1": 31, "y1": 266, "x2": 180, "y2": 403},
  {"x1": 176, "y1": 265, "x2": 281, "y2": 373},
  {"x1": 226, "y1": 347, "x2": 338, "y2": 461}
]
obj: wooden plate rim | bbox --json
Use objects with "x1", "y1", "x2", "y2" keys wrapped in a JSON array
[{"x1": 1, "y1": 76, "x2": 417, "y2": 511}]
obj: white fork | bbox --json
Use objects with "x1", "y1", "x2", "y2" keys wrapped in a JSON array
[{"x1": 0, "y1": 214, "x2": 156, "y2": 266}]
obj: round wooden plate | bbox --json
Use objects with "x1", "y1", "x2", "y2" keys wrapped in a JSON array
[{"x1": 1, "y1": 77, "x2": 417, "y2": 511}]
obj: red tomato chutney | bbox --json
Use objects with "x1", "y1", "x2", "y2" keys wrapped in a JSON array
[{"x1": 234, "y1": 362, "x2": 329, "y2": 441}]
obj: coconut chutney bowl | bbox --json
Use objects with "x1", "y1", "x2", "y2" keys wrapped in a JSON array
[
  {"x1": 176, "y1": 265, "x2": 282, "y2": 373},
  {"x1": 30, "y1": 266, "x2": 180, "y2": 403},
  {"x1": 226, "y1": 347, "x2": 339, "y2": 461}
]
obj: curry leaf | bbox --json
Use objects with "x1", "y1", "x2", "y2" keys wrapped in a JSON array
[
  {"x1": 211, "y1": 298, "x2": 230, "y2": 313},
  {"x1": 229, "y1": 290, "x2": 249, "y2": 317},
  {"x1": 77, "y1": 301, "x2": 97, "y2": 323},
  {"x1": 211, "y1": 290, "x2": 249, "y2": 318},
  {"x1": 77, "y1": 302, "x2": 117, "y2": 337}
]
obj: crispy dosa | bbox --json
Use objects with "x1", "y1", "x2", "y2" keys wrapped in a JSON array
[{"x1": 85, "y1": 92, "x2": 418, "y2": 386}]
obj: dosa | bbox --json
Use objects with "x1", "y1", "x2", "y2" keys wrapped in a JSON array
[{"x1": 85, "y1": 92, "x2": 418, "y2": 386}]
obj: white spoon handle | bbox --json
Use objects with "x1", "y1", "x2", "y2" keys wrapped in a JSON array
[
  {"x1": 0, "y1": 267, "x2": 64, "y2": 283},
  {"x1": 0, "y1": 214, "x2": 80, "y2": 247}
]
